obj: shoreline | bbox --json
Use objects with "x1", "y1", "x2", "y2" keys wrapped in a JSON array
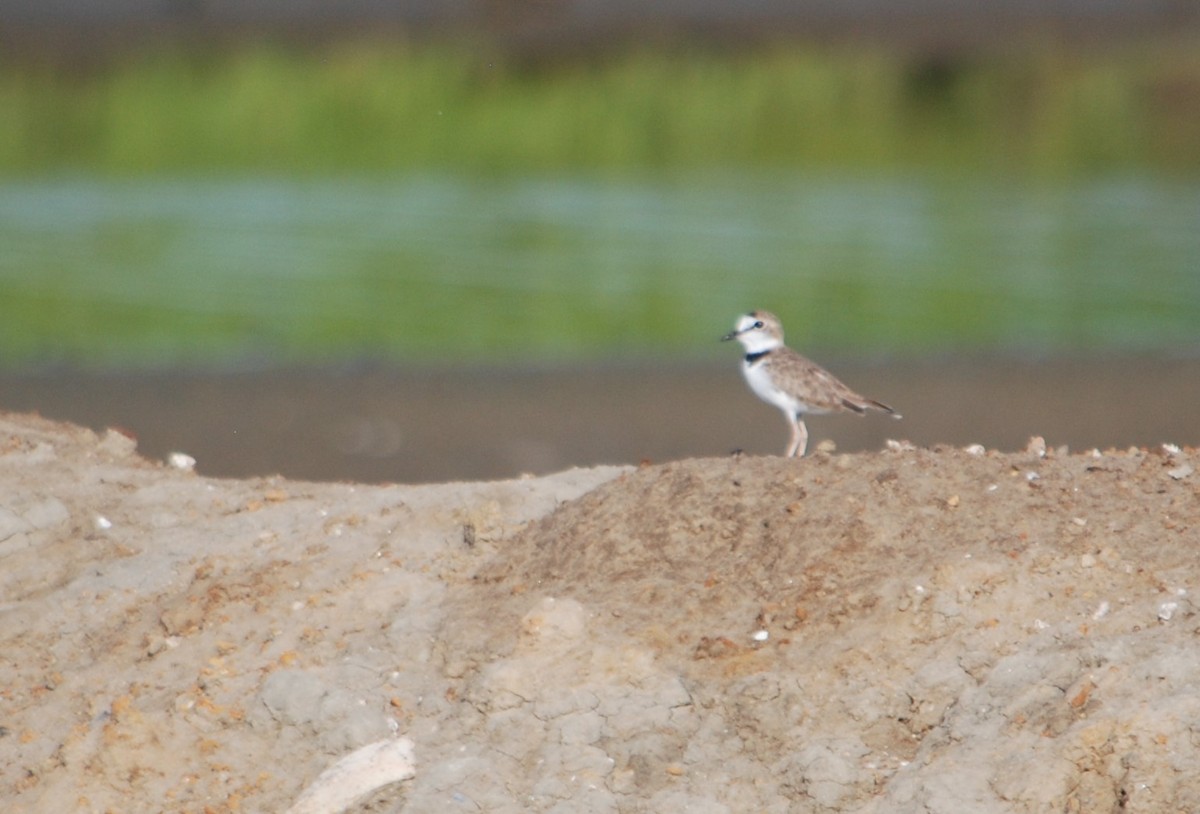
[{"x1": 2, "y1": 354, "x2": 1197, "y2": 484}]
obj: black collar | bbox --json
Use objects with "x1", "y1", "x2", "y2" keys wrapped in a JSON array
[{"x1": 744, "y1": 350, "x2": 771, "y2": 364}]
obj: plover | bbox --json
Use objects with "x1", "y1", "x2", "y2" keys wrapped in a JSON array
[{"x1": 722, "y1": 310, "x2": 899, "y2": 457}]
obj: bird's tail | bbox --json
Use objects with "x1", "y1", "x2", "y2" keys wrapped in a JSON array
[
  {"x1": 844, "y1": 397, "x2": 902, "y2": 419},
  {"x1": 869, "y1": 399, "x2": 902, "y2": 419}
]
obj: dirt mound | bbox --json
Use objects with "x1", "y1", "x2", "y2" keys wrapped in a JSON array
[
  {"x1": 2, "y1": 412, "x2": 1198, "y2": 813},
  {"x1": 489, "y1": 447, "x2": 1195, "y2": 656},
  {"x1": 447, "y1": 445, "x2": 1200, "y2": 811}
]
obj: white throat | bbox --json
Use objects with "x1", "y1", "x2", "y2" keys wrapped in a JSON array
[{"x1": 736, "y1": 331, "x2": 782, "y2": 355}]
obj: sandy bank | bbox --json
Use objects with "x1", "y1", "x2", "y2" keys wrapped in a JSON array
[{"x1": 1, "y1": 412, "x2": 1198, "y2": 812}]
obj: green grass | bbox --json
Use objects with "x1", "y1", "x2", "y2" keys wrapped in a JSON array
[{"x1": 1, "y1": 38, "x2": 1198, "y2": 176}]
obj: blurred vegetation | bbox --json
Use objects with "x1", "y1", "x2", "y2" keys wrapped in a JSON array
[
  {"x1": 2, "y1": 38, "x2": 1197, "y2": 367},
  {"x1": 1, "y1": 37, "x2": 1198, "y2": 176}
]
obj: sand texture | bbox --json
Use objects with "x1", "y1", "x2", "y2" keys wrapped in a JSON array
[{"x1": 2, "y1": 412, "x2": 1199, "y2": 813}]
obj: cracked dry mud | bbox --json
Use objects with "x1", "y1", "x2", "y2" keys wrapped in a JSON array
[{"x1": 2, "y1": 412, "x2": 1199, "y2": 813}]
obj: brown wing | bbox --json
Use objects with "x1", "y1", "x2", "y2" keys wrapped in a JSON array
[{"x1": 784, "y1": 348, "x2": 898, "y2": 416}]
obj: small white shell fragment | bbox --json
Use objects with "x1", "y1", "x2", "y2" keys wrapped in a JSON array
[
  {"x1": 1167, "y1": 464, "x2": 1193, "y2": 480},
  {"x1": 167, "y1": 451, "x2": 197, "y2": 471},
  {"x1": 94, "y1": 515, "x2": 113, "y2": 530},
  {"x1": 286, "y1": 738, "x2": 416, "y2": 814},
  {"x1": 1072, "y1": 517, "x2": 1087, "y2": 527},
  {"x1": 751, "y1": 630, "x2": 770, "y2": 642},
  {"x1": 1092, "y1": 601, "x2": 1110, "y2": 620},
  {"x1": 1158, "y1": 602, "x2": 1178, "y2": 622},
  {"x1": 885, "y1": 439, "x2": 916, "y2": 451},
  {"x1": 1162, "y1": 443, "x2": 1182, "y2": 456},
  {"x1": 964, "y1": 444, "x2": 986, "y2": 456},
  {"x1": 1025, "y1": 471, "x2": 1040, "y2": 482}
]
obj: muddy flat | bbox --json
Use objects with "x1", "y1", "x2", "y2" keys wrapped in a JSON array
[{"x1": 2, "y1": 355, "x2": 1197, "y2": 483}]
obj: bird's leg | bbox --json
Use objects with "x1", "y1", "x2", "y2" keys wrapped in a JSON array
[{"x1": 786, "y1": 415, "x2": 809, "y2": 457}]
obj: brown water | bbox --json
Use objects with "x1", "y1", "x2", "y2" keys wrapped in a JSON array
[{"x1": 4, "y1": 355, "x2": 1196, "y2": 483}]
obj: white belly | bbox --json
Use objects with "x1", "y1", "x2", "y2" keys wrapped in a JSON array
[{"x1": 743, "y1": 360, "x2": 823, "y2": 417}]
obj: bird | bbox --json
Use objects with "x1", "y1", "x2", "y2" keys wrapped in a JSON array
[{"x1": 722, "y1": 310, "x2": 899, "y2": 457}]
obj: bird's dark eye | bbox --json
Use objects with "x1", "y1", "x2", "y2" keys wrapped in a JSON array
[{"x1": 753, "y1": 321, "x2": 764, "y2": 329}]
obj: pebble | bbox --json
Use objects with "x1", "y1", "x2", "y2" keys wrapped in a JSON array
[{"x1": 167, "y1": 452, "x2": 197, "y2": 471}]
